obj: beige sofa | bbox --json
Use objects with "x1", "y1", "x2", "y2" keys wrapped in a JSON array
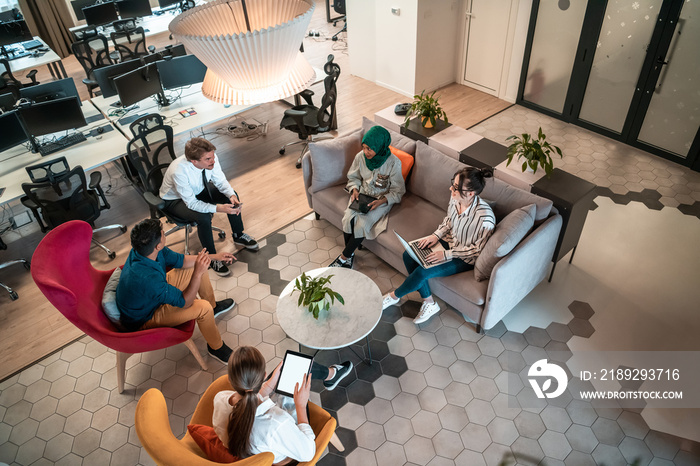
[{"x1": 301, "y1": 118, "x2": 562, "y2": 332}]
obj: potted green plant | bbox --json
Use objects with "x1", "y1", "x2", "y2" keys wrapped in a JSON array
[
  {"x1": 505, "y1": 127, "x2": 562, "y2": 178},
  {"x1": 403, "y1": 90, "x2": 448, "y2": 129},
  {"x1": 292, "y1": 272, "x2": 345, "y2": 319}
]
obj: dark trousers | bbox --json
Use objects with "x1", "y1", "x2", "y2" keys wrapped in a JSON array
[
  {"x1": 163, "y1": 185, "x2": 243, "y2": 254},
  {"x1": 342, "y1": 218, "x2": 363, "y2": 258},
  {"x1": 310, "y1": 362, "x2": 329, "y2": 380},
  {"x1": 395, "y1": 241, "x2": 474, "y2": 299}
]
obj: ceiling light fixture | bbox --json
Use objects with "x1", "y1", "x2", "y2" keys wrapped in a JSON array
[{"x1": 169, "y1": 0, "x2": 316, "y2": 106}]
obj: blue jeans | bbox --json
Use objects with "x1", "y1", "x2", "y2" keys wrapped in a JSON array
[{"x1": 394, "y1": 246, "x2": 474, "y2": 299}]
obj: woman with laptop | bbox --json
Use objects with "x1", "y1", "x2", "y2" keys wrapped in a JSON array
[
  {"x1": 329, "y1": 125, "x2": 406, "y2": 269},
  {"x1": 382, "y1": 167, "x2": 496, "y2": 324}
]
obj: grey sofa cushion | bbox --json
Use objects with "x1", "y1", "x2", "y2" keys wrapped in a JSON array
[
  {"x1": 362, "y1": 116, "x2": 416, "y2": 155},
  {"x1": 309, "y1": 128, "x2": 363, "y2": 194},
  {"x1": 480, "y1": 177, "x2": 553, "y2": 222},
  {"x1": 408, "y1": 141, "x2": 464, "y2": 209},
  {"x1": 102, "y1": 268, "x2": 124, "y2": 329},
  {"x1": 474, "y1": 204, "x2": 536, "y2": 281}
]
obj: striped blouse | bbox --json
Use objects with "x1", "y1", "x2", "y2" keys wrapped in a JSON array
[{"x1": 433, "y1": 196, "x2": 496, "y2": 264}]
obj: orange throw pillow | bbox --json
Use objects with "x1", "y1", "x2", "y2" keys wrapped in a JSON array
[
  {"x1": 389, "y1": 145, "x2": 414, "y2": 180},
  {"x1": 187, "y1": 424, "x2": 238, "y2": 463}
]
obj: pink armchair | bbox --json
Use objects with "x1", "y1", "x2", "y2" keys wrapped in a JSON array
[{"x1": 31, "y1": 220, "x2": 207, "y2": 393}]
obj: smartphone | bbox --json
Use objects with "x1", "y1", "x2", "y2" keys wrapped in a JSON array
[{"x1": 275, "y1": 350, "x2": 314, "y2": 397}]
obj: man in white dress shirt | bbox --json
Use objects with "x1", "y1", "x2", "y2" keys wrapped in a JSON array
[{"x1": 160, "y1": 137, "x2": 258, "y2": 277}]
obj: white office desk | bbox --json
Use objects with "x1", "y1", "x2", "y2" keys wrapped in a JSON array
[
  {"x1": 6, "y1": 37, "x2": 67, "y2": 80},
  {"x1": 70, "y1": 8, "x2": 182, "y2": 40},
  {"x1": 0, "y1": 100, "x2": 130, "y2": 205},
  {"x1": 91, "y1": 83, "x2": 255, "y2": 137}
]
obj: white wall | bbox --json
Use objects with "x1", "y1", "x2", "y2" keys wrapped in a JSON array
[
  {"x1": 415, "y1": 0, "x2": 461, "y2": 94},
  {"x1": 347, "y1": 0, "x2": 417, "y2": 96},
  {"x1": 348, "y1": 0, "x2": 531, "y2": 101},
  {"x1": 374, "y1": 0, "x2": 418, "y2": 96}
]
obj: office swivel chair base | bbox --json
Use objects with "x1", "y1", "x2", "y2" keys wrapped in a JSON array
[
  {"x1": 279, "y1": 135, "x2": 334, "y2": 168},
  {"x1": 92, "y1": 224, "x2": 128, "y2": 260},
  {"x1": 164, "y1": 223, "x2": 226, "y2": 255},
  {"x1": 0, "y1": 258, "x2": 31, "y2": 301}
]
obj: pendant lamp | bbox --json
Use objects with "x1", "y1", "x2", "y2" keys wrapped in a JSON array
[{"x1": 169, "y1": 0, "x2": 316, "y2": 105}]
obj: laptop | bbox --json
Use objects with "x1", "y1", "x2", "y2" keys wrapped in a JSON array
[{"x1": 394, "y1": 230, "x2": 449, "y2": 269}]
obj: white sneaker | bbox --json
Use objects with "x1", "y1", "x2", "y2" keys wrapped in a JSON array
[
  {"x1": 414, "y1": 301, "x2": 440, "y2": 324},
  {"x1": 382, "y1": 294, "x2": 400, "y2": 310}
]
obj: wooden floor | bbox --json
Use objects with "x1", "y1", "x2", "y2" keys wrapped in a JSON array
[{"x1": 0, "y1": 1, "x2": 511, "y2": 381}]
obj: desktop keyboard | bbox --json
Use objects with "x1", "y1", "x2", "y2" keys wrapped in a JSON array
[
  {"x1": 5, "y1": 51, "x2": 30, "y2": 61},
  {"x1": 38, "y1": 133, "x2": 87, "y2": 157}
]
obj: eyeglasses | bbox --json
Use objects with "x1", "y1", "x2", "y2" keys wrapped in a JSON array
[{"x1": 450, "y1": 177, "x2": 471, "y2": 195}]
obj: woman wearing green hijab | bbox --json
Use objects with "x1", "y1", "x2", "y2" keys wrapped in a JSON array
[{"x1": 330, "y1": 126, "x2": 406, "y2": 268}]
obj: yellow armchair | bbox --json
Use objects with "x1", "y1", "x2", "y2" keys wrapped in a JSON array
[{"x1": 136, "y1": 375, "x2": 336, "y2": 466}]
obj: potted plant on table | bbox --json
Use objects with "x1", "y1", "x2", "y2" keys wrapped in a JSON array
[
  {"x1": 505, "y1": 127, "x2": 562, "y2": 178},
  {"x1": 403, "y1": 90, "x2": 448, "y2": 129},
  {"x1": 292, "y1": 272, "x2": 345, "y2": 319}
]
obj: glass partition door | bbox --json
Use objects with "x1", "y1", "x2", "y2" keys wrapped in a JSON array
[{"x1": 519, "y1": 0, "x2": 699, "y2": 167}]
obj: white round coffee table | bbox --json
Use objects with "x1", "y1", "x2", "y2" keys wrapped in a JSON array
[{"x1": 276, "y1": 267, "x2": 383, "y2": 363}]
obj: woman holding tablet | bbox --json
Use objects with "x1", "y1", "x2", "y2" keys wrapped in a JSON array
[
  {"x1": 212, "y1": 347, "x2": 351, "y2": 464},
  {"x1": 329, "y1": 125, "x2": 406, "y2": 269}
]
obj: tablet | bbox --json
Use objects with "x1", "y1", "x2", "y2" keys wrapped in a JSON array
[{"x1": 275, "y1": 350, "x2": 314, "y2": 397}]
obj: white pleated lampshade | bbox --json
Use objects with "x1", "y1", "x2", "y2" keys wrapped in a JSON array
[{"x1": 169, "y1": 0, "x2": 316, "y2": 106}]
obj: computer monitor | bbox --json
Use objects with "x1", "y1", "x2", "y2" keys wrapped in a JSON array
[
  {"x1": 0, "y1": 92, "x2": 16, "y2": 112},
  {"x1": 0, "y1": 20, "x2": 33, "y2": 48},
  {"x1": 157, "y1": 54, "x2": 207, "y2": 90},
  {"x1": 116, "y1": 0, "x2": 152, "y2": 18},
  {"x1": 141, "y1": 43, "x2": 187, "y2": 65},
  {"x1": 93, "y1": 58, "x2": 142, "y2": 98},
  {"x1": 71, "y1": 0, "x2": 99, "y2": 21},
  {"x1": 83, "y1": 2, "x2": 118, "y2": 27},
  {"x1": 114, "y1": 63, "x2": 165, "y2": 107},
  {"x1": 18, "y1": 97, "x2": 87, "y2": 137},
  {"x1": 158, "y1": 0, "x2": 180, "y2": 8},
  {"x1": 0, "y1": 111, "x2": 28, "y2": 152},
  {"x1": 19, "y1": 78, "x2": 82, "y2": 106},
  {"x1": 0, "y1": 8, "x2": 22, "y2": 23}
]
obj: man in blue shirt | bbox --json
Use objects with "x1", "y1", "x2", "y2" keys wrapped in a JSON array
[{"x1": 116, "y1": 218, "x2": 236, "y2": 363}]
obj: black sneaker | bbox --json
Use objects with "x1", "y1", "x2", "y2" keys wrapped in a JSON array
[
  {"x1": 234, "y1": 233, "x2": 259, "y2": 250},
  {"x1": 207, "y1": 342, "x2": 233, "y2": 363},
  {"x1": 210, "y1": 260, "x2": 230, "y2": 276},
  {"x1": 328, "y1": 254, "x2": 353, "y2": 269},
  {"x1": 323, "y1": 361, "x2": 353, "y2": 390},
  {"x1": 213, "y1": 298, "x2": 235, "y2": 317}
]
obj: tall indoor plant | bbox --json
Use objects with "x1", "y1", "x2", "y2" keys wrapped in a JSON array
[
  {"x1": 403, "y1": 90, "x2": 448, "y2": 129},
  {"x1": 292, "y1": 272, "x2": 344, "y2": 319},
  {"x1": 505, "y1": 127, "x2": 562, "y2": 178}
]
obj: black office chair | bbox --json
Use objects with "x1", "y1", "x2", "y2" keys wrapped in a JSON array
[
  {"x1": 331, "y1": 0, "x2": 346, "y2": 41},
  {"x1": 0, "y1": 58, "x2": 38, "y2": 100},
  {"x1": 20, "y1": 157, "x2": 126, "y2": 259},
  {"x1": 0, "y1": 236, "x2": 30, "y2": 301},
  {"x1": 110, "y1": 21, "x2": 154, "y2": 62},
  {"x1": 279, "y1": 54, "x2": 340, "y2": 168},
  {"x1": 71, "y1": 34, "x2": 115, "y2": 98},
  {"x1": 126, "y1": 114, "x2": 225, "y2": 254}
]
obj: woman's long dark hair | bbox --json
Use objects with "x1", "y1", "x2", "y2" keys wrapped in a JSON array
[
  {"x1": 226, "y1": 346, "x2": 266, "y2": 458},
  {"x1": 455, "y1": 167, "x2": 494, "y2": 196}
]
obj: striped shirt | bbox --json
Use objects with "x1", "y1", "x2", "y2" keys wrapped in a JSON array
[{"x1": 433, "y1": 196, "x2": 495, "y2": 264}]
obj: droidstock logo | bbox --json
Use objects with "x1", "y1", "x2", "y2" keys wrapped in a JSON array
[{"x1": 528, "y1": 359, "x2": 568, "y2": 399}]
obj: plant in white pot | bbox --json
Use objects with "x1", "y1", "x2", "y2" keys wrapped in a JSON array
[
  {"x1": 505, "y1": 127, "x2": 562, "y2": 178},
  {"x1": 403, "y1": 90, "x2": 448, "y2": 129},
  {"x1": 292, "y1": 272, "x2": 344, "y2": 319}
]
